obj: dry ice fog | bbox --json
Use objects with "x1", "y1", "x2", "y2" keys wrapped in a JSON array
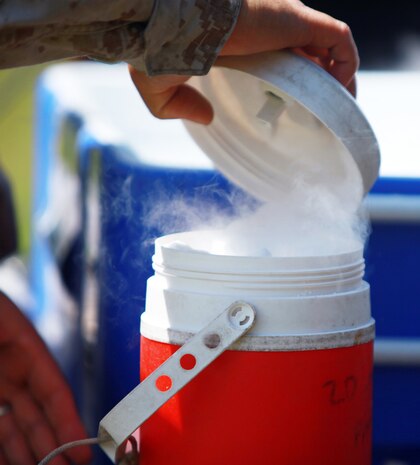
[{"x1": 149, "y1": 147, "x2": 368, "y2": 258}]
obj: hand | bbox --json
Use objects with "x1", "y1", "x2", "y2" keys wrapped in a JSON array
[
  {"x1": 129, "y1": 0, "x2": 359, "y2": 125},
  {"x1": 0, "y1": 293, "x2": 91, "y2": 465}
]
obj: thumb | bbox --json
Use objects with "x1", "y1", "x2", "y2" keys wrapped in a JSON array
[{"x1": 128, "y1": 66, "x2": 214, "y2": 125}]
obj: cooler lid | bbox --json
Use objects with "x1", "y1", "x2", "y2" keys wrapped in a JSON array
[{"x1": 185, "y1": 51, "x2": 380, "y2": 206}]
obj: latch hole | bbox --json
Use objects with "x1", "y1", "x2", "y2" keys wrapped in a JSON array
[
  {"x1": 231, "y1": 307, "x2": 250, "y2": 326},
  {"x1": 180, "y1": 353, "x2": 197, "y2": 370},
  {"x1": 203, "y1": 333, "x2": 221, "y2": 349},
  {"x1": 156, "y1": 375, "x2": 172, "y2": 392}
]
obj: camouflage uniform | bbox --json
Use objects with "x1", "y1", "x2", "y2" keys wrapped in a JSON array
[{"x1": 0, "y1": 0, "x2": 242, "y2": 74}]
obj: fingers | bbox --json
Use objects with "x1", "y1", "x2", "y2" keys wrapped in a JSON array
[
  {"x1": 223, "y1": 0, "x2": 359, "y2": 94},
  {"x1": 297, "y1": 45, "x2": 357, "y2": 97},
  {"x1": 11, "y1": 387, "x2": 70, "y2": 465},
  {"x1": 26, "y1": 347, "x2": 91, "y2": 464},
  {"x1": 0, "y1": 448, "x2": 8, "y2": 465},
  {"x1": 0, "y1": 376, "x2": 90, "y2": 465},
  {"x1": 0, "y1": 410, "x2": 35, "y2": 465},
  {"x1": 0, "y1": 379, "x2": 72, "y2": 465},
  {"x1": 0, "y1": 296, "x2": 90, "y2": 465},
  {"x1": 347, "y1": 76, "x2": 357, "y2": 97},
  {"x1": 128, "y1": 66, "x2": 214, "y2": 125},
  {"x1": 0, "y1": 371, "x2": 91, "y2": 465},
  {"x1": 302, "y1": 7, "x2": 359, "y2": 90}
]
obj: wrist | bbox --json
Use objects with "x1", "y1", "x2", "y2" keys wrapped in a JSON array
[
  {"x1": 133, "y1": 0, "x2": 243, "y2": 76},
  {"x1": 221, "y1": 0, "x2": 249, "y2": 56}
]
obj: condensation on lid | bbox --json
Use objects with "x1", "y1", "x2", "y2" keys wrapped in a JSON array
[{"x1": 184, "y1": 51, "x2": 380, "y2": 205}]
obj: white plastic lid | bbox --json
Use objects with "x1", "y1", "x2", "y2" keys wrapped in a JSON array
[{"x1": 185, "y1": 51, "x2": 380, "y2": 206}]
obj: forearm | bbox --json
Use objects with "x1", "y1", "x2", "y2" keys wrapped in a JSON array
[{"x1": 0, "y1": 0, "x2": 241, "y2": 74}]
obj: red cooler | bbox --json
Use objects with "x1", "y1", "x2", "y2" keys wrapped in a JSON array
[{"x1": 139, "y1": 231, "x2": 375, "y2": 465}]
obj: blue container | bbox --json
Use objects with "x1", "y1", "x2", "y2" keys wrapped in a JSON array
[{"x1": 366, "y1": 178, "x2": 420, "y2": 465}]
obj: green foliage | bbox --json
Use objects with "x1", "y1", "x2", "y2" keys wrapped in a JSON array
[{"x1": 0, "y1": 65, "x2": 45, "y2": 255}]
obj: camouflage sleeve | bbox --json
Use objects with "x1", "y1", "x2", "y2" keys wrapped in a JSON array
[{"x1": 0, "y1": 0, "x2": 242, "y2": 75}]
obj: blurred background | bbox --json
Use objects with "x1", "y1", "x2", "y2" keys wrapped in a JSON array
[
  {"x1": 311, "y1": 1, "x2": 420, "y2": 70},
  {"x1": 0, "y1": 65, "x2": 45, "y2": 255}
]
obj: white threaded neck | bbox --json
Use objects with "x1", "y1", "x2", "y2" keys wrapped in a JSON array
[{"x1": 152, "y1": 231, "x2": 365, "y2": 297}]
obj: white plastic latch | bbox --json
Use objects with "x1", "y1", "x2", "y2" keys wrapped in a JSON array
[
  {"x1": 257, "y1": 91, "x2": 286, "y2": 126},
  {"x1": 98, "y1": 301, "x2": 256, "y2": 463}
]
